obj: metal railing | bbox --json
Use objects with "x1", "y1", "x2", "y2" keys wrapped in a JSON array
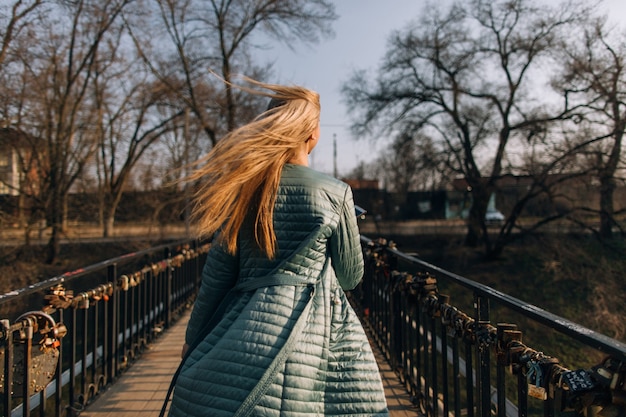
[
  {"x1": 0, "y1": 239, "x2": 208, "y2": 417},
  {"x1": 3, "y1": 235, "x2": 626, "y2": 417},
  {"x1": 351, "y1": 236, "x2": 626, "y2": 417}
]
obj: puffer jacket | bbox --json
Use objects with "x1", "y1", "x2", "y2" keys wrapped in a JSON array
[{"x1": 168, "y1": 163, "x2": 389, "y2": 417}]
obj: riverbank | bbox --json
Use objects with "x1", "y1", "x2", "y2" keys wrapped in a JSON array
[{"x1": 0, "y1": 222, "x2": 191, "y2": 246}]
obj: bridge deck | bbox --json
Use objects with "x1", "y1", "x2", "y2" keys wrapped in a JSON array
[{"x1": 79, "y1": 310, "x2": 417, "y2": 417}]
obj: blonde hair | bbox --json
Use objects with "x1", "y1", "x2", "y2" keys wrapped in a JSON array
[{"x1": 187, "y1": 77, "x2": 320, "y2": 259}]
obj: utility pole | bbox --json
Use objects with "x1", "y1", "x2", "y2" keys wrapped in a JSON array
[
  {"x1": 183, "y1": 108, "x2": 191, "y2": 237},
  {"x1": 333, "y1": 133, "x2": 337, "y2": 178}
]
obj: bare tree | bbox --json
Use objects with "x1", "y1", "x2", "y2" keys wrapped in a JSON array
[
  {"x1": 343, "y1": 0, "x2": 592, "y2": 258},
  {"x1": 553, "y1": 16, "x2": 626, "y2": 239},
  {"x1": 0, "y1": 0, "x2": 46, "y2": 68},
  {"x1": 91, "y1": 47, "x2": 184, "y2": 237},
  {"x1": 373, "y1": 132, "x2": 449, "y2": 194},
  {"x1": 7, "y1": 0, "x2": 135, "y2": 263},
  {"x1": 0, "y1": 0, "x2": 338, "y2": 257},
  {"x1": 125, "y1": 0, "x2": 337, "y2": 150},
  {"x1": 0, "y1": 126, "x2": 47, "y2": 243},
  {"x1": 0, "y1": 1, "x2": 49, "y2": 235}
]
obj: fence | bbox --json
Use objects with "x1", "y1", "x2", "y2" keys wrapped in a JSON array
[
  {"x1": 2, "y1": 235, "x2": 626, "y2": 417},
  {"x1": 351, "y1": 236, "x2": 626, "y2": 417},
  {"x1": 0, "y1": 239, "x2": 208, "y2": 417}
]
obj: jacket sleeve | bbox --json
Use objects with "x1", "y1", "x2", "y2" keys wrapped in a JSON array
[
  {"x1": 329, "y1": 185, "x2": 364, "y2": 290},
  {"x1": 184, "y1": 242, "x2": 238, "y2": 345}
]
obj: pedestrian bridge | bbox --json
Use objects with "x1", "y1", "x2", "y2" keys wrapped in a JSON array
[{"x1": 1, "y1": 236, "x2": 625, "y2": 417}]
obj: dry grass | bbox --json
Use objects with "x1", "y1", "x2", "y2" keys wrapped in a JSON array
[
  {"x1": 387, "y1": 232, "x2": 626, "y2": 367},
  {"x1": 0, "y1": 240, "x2": 163, "y2": 295}
]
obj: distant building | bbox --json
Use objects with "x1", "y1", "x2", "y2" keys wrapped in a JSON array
[
  {"x1": 2, "y1": 128, "x2": 46, "y2": 199},
  {"x1": 0, "y1": 127, "x2": 29, "y2": 196},
  {"x1": 342, "y1": 173, "x2": 626, "y2": 221},
  {"x1": 342, "y1": 177, "x2": 448, "y2": 220},
  {"x1": 342, "y1": 178, "x2": 386, "y2": 219},
  {"x1": 342, "y1": 178, "x2": 380, "y2": 190}
]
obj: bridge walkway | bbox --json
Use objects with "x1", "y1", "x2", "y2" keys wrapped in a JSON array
[{"x1": 79, "y1": 310, "x2": 417, "y2": 417}]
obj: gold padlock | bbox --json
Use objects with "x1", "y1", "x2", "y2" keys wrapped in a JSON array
[{"x1": 77, "y1": 294, "x2": 90, "y2": 309}]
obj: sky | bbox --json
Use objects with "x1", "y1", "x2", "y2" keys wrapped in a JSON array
[{"x1": 254, "y1": 0, "x2": 626, "y2": 178}]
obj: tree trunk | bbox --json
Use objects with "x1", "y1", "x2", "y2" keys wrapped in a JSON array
[
  {"x1": 599, "y1": 174, "x2": 616, "y2": 239},
  {"x1": 45, "y1": 224, "x2": 61, "y2": 264},
  {"x1": 464, "y1": 209, "x2": 482, "y2": 247},
  {"x1": 103, "y1": 188, "x2": 125, "y2": 238},
  {"x1": 464, "y1": 184, "x2": 490, "y2": 248},
  {"x1": 45, "y1": 184, "x2": 63, "y2": 264},
  {"x1": 17, "y1": 192, "x2": 26, "y2": 228},
  {"x1": 46, "y1": 202, "x2": 62, "y2": 264},
  {"x1": 104, "y1": 214, "x2": 114, "y2": 238}
]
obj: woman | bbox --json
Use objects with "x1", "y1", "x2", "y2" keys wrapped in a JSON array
[{"x1": 168, "y1": 78, "x2": 389, "y2": 417}]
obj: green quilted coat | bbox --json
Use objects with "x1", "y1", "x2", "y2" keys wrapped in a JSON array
[{"x1": 169, "y1": 164, "x2": 389, "y2": 417}]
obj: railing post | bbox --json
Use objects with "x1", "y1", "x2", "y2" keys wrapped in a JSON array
[
  {"x1": 465, "y1": 339, "x2": 474, "y2": 417},
  {"x1": 430, "y1": 315, "x2": 438, "y2": 417},
  {"x1": 81, "y1": 297, "x2": 89, "y2": 404},
  {"x1": 22, "y1": 318, "x2": 33, "y2": 417},
  {"x1": 55, "y1": 310, "x2": 64, "y2": 416},
  {"x1": 389, "y1": 277, "x2": 401, "y2": 373},
  {"x1": 130, "y1": 278, "x2": 136, "y2": 359},
  {"x1": 452, "y1": 336, "x2": 461, "y2": 417},
  {"x1": 164, "y1": 247, "x2": 173, "y2": 328},
  {"x1": 1, "y1": 319, "x2": 12, "y2": 416},
  {"x1": 475, "y1": 294, "x2": 491, "y2": 417},
  {"x1": 107, "y1": 264, "x2": 118, "y2": 382},
  {"x1": 440, "y1": 295, "x2": 450, "y2": 417},
  {"x1": 195, "y1": 240, "x2": 203, "y2": 290},
  {"x1": 496, "y1": 323, "x2": 521, "y2": 417},
  {"x1": 422, "y1": 309, "x2": 431, "y2": 413},
  {"x1": 92, "y1": 293, "x2": 100, "y2": 397},
  {"x1": 69, "y1": 307, "x2": 78, "y2": 413}
]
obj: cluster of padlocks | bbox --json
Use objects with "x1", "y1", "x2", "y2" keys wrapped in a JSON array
[{"x1": 0, "y1": 311, "x2": 67, "y2": 396}]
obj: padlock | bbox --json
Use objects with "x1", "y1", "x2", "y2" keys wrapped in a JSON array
[
  {"x1": 54, "y1": 322, "x2": 67, "y2": 339},
  {"x1": 120, "y1": 275, "x2": 130, "y2": 291},
  {"x1": 527, "y1": 359, "x2": 548, "y2": 400},
  {"x1": 77, "y1": 294, "x2": 90, "y2": 309},
  {"x1": 561, "y1": 369, "x2": 596, "y2": 393}
]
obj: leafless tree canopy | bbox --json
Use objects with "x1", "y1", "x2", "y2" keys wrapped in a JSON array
[
  {"x1": 0, "y1": 0, "x2": 336, "y2": 262},
  {"x1": 2, "y1": 0, "x2": 625, "y2": 261},
  {"x1": 342, "y1": 0, "x2": 625, "y2": 258}
]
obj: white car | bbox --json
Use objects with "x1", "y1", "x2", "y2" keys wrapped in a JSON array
[{"x1": 485, "y1": 209, "x2": 505, "y2": 225}]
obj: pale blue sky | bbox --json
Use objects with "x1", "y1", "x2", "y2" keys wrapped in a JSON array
[{"x1": 256, "y1": 0, "x2": 626, "y2": 178}]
